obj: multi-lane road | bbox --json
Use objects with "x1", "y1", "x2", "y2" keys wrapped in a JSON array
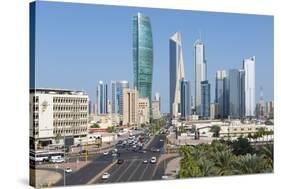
[{"x1": 54, "y1": 134, "x2": 168, "y2": 186}]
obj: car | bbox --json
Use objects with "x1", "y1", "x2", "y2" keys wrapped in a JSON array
[
  {"x1": 150, "y1": 157, "x2": 157, "y2": 164},
  {"x1": 102, "y1": 172, "x2": 110, "y2": 180},
  {"x1": 160, "y1": 139, "x2": 164, "y2": 142},
  {"x1": 103, "y1": 151, "x2": 109, "y2": 156},
  {"x1": 143, "y1": 160, "x2": 148, "y2": 164},
  {"x1": 117, "y1": 159, "x2": 124, "y2": 164},
  {"x1": 112, "y1": 153, "x2": 117, "y2": 157},
  {"x1": 65, "y1": 167, "x2": 72, "y2": 173},
  {"x1": 162, "y1": 175, "x2": 169, "y2": 180}
]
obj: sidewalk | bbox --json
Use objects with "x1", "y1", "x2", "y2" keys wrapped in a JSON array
[{"x1": 164, "y1": 157, "x2": 181, "y2": 179}]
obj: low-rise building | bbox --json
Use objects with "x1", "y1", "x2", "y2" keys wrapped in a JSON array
[{"x1": 30, "y1": 88, "x2": 88, "y2": 149}]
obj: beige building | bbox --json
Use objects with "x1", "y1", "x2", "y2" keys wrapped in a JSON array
[
  {"x1": 122, "y1": 88, "x2": 139, "y2": 126},
  {"x1": 152, "y1": 100, "x2": 161, "y2": 119},
  {"x1": 138, "y1": 98, "x2": 150, "y2": 125},
  {"x1": 30, "y1": 88, "x2": 88, "y2": 149},
  {"x1": 210, "y1": 103, "x2": 219, "y2": 120}
]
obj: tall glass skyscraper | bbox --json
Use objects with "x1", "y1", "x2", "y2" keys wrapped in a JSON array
[
  {"x1": 133, "y1": 13, "x2": 153, "y2": 111},
  {"x1": 228, "y1": 69, "x2": 241, "y2": 118},
  {"x1": 111, "y1": 81, "x2": 129, "y2": 114},
  {"x1": 201, "y1": 80, "x2": 210, "y2": 118},
  {"x1": 215, "y1": 70, "x2": 228, "y2": 118},
  {"x1": 194, "y1": 40, "x2": 207, "y2": 115},
  {"x1": 180, "y1": 79, "x2": 191, "y2": 119},
  {"x1": 169, "y1": 32, "x2": 185, "y2": 118},
  {"x1": 243, "y1": 56, "x2": 256, "y2": 117},
  {"x1": 96, "y1": 81, "x2": 108, "y2": 115}
]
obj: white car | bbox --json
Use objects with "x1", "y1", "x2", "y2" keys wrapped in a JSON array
[
  {"x1": 112, "y1": 153, "x2": 117, "y2": 157},
  {"x1": 143, "y1": 160, "x2": 148, "y2": 164},
  {"x1": 102, "y1": 172, "x2": 110, "y2": 180},
  {"x1": 162, "y1": 175, "x2": 168, "y2": 180},
  {"x1": 150, "y1": 157, "x2": 157, "y2": 164},
  {"x1": 103, "y1": 151, "x2": 109, "y2": 156},
  {"x1": 65, "y1": 167, "x2": 72, "y2": 173}
]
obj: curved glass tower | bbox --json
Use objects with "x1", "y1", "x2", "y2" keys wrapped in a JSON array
[{"x1": 133, "y1": 13, "x2": 153, "y2": 109}]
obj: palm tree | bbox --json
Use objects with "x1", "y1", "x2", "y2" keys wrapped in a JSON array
[
  {"x1": 212, "y1": 150, "x2": 237, "y2": 175},
  {"x1": 259, "y1": 144, "x2": 273, "y2": 169},
  {"x1": 197, "y1": 159, "x2": 219, "y2": 176},
  {"x1": 234, "y1": 154, "x2": 268, "y2": 174}
]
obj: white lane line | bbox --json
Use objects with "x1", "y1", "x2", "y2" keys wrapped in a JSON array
[
  {"x1": 138, "y1": 163, "x2": 149, "y2": 181},
  {"x1": 103, "y1": 161, "x2": 128, "y2": 183},
  {"x1": 126, "y1": 161, "x2": 143, "y2": 181},
  {"x1": 115, "y1": 160, "x2": 136, "y2": 182}
]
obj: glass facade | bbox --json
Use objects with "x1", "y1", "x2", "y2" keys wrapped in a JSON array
[
  {"x1": 228, "y1": 69, "x2": 241, "y2": 118},
  {"x1": 180, "y1": 79, "x2": 191, "y2": 119},
  {"x1": 133, "y1": 13, "x2": 153, "y2": 110},
  {"x1": 201, "y1": 80, "x2": 210, "y2": 118},
  {"x1": 111, "y1": 81, "x2": 129, "y2": 114}
]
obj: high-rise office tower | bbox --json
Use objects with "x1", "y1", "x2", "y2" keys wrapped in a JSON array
[
  {"x1": 239, "y1": 69, "x2": 245, "y2": 118},
  {"x1": 194, "y1": 40, "x2": 207, "y2": 115},
  {"x1": 133, "y1": 13, "x2": 153, "y2": 111},
  {"x1": 228, "y1": 69, "x2": 241, "y2": 118},
  {"x1": 169, "y1": 32, "x2": 185, "y2": 118},
  {"x1": 180, "y1": 79, "x2": 191, "y2": 119},
  {"x1": 122, "y1": 88, "x2": 139, "y2": 126},
  {"x1": 96, "y1": 81, "x2": 108, "y2": 115},
  {"x1": 111, "y1": 81, "x2": 129, "y2": 114},
  {"x1": 152, "y1": 92, "x2": 161, "y2": 119},
  {"x1": 201, "y1": 80, "x2": 210, "y2": 118},
  {"x1": 243, "y1": 56, "x2": 256, "y2": 118},
  {"x1": 215, "y1": 70, "x2": 228, "y2": 118}
]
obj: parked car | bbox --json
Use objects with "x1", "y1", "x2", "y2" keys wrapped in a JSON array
[{"x1": 65, "y1": 167, "x2": 72, "y2": 173}]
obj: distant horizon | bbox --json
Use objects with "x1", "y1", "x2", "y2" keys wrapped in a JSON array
[{"x1": 33, "y1": 1, "x2": 274, "y2": 113}]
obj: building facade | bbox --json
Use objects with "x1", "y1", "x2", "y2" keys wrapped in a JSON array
[
  {"x1": 194, "y1": 40, "x2": 207, "y2": 115},
  {"x1": 122, "y1": 88, "x2": 139, "y2": 126},
  {"x1": 152, "y1": 92, "x2": 161, "y2": 119},
  {"x1": 180, "y1": 79, "x2": 191, "y2": 119},
  {"x1": 228, "y1": 69, "x2": 241, "y2": 118},
  {"x1": 200, "y1": 80, "x2": 210, "y2": 118},
  {"x1": 138, "y1": 98, "x2": 150, "y2": 124},
  {"x1": 243, "y1": 56, "x2": 256, "y2": 117},
  {"x1": 169, "y1": 32, "x2": 185, "y2": 118},
  {"x1": 133, "y1": 13, "x2": 153, "y2": 110},
  {"x1": 215, "y1": 70, "x2": 228, "y2": 118},
  {"x1": 96, "y1": 81, "x2": 108, "y2": 115},
  {"x1": 111, "y1": 80, "x2": 129, "y2": 114},
  {"x1": 30, "y1": 89, "x2": 88, "y2": 149}
]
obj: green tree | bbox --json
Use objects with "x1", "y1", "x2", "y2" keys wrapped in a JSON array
[
  {"x1": 234, "y1": 154, "x2": 268, "y2": 174},
  {"x1": 106, "y1": 126, "x2": 116, "y2": 133},
  {"x1": 209, "y1": 125, "x2": 221, "y2": 138},
  {"x1": 231, "y1": 137, "x2": 254, "y2": 155},
  {"x1": 90, "y1": 123, "x2": 100, "y2": 128}
]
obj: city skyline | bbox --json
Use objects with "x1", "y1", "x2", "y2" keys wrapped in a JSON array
[{"x1": 34, "y1": 1, "x2": 273, "y2": 113}]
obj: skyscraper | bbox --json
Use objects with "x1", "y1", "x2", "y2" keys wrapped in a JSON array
[
  {"x1": 180, "y1": 79, "x2": 191, "y2": 119},
  {"x1": 239, "y1": 69, "x2": 245, "y2": 118},
  {"x1": 215, "y1": 70, "x2": 228, "y2": 118},
  {"x1": 133, "y1": 13, "x2": 153, "y2": 110},
  {"x1": 228, "y1": 69, "x2": 241, "y2": 118},
  {"x1": 152, "y1": 92, "x2": 161, "y2": 119},
  {"x1": 111, "y1": 80, "x2": 129, "y2": 114},
  {"x1": 169, "y1": 32, "x2": 185, "y2": 118},
  {"x1": 96, "y1": 81, "x2": 108, "y2": 115},
  {"x1": 243, "y1": 56, "x2": 256, "y2": 117},
  {"x1": 201, "y1": 80, "x2": 210, "y2": 118},
  {"x1": 122, "y1": 88, "x2": 139, "y2": 126},
  {"x1": 194, "y1": 40, "x2": 207, "y2": 115}
]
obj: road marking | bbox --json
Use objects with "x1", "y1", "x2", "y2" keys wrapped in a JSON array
[
  {"x1": 115, "y1": 160, "x2": 135, "y2": 182},
  {"x1": 126, "y1": 161, "x2": 143, "y2": 181},
  {"x1": 102, "y1": 161, "x2": 128, "y2": 183},
  {"x1": 138, "y1": 162, "x2": 149, "y2": 181}
]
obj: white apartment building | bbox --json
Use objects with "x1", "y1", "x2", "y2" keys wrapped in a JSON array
[{"x1": 30, "y1": 88, "x2": 88, "y2": 149}]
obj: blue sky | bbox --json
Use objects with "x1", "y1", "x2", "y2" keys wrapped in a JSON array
[{"x1": 34, "y1": 1, "x2": 273, "y2": 113}]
